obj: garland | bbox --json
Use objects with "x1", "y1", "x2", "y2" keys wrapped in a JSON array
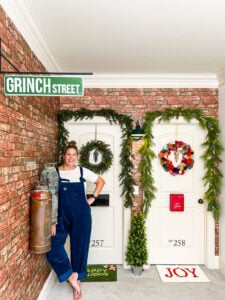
[
  {"x1": 79, "y1": 140, "x2": 113, "y2": 174},
  {"x1": 58, "y1": 108, "x2": 135, "y2": 208},
  {"x1": 139, "y1": 108, "x2": 223, "y2": 220},
  {"x1": 158, "y1": 140, "x2": 194, "y2": 176}
]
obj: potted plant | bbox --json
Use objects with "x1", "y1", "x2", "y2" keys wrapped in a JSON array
[{"x1": 126, "y1": 213, "x2": 148, "y2": 275}]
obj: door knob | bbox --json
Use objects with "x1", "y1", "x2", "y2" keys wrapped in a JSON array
[{"x1": 198, "y1": 199, "x2": 204, "y2": 204}]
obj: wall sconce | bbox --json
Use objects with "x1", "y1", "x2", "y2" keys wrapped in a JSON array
[{"x1": 131, "y1": 120, "x2": 145, "y2": 141}]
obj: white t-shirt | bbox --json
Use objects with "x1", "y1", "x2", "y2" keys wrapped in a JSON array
[{"x1": 59, "y1": 166, "x2": 98, "y2": 183}]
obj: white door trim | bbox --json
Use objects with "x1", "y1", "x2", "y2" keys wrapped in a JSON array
[
  {"x1": 206, "y1": 212, "x2": 219, "y2": 268},
  {"x1": 146, "y1": 117, "x2": 218, "y2": 268}
]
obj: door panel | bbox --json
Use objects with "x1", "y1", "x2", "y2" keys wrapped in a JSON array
[
  {"x1": 64, "y1": 117, "x2": 122, "y2": 263},
  {"x1": 148, "y1": 118, "x2": 205, "y2": 264}
]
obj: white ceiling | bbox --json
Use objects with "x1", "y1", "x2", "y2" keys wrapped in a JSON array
[{"x1": 1, "y1": 0, "x2": 225, "y2": 85}]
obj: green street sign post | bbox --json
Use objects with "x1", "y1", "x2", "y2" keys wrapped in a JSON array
[{"x1": 4, "y1": 75, "x2": 84, "y2": 96}]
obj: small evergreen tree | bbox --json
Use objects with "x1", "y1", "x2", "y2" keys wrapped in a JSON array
[{"x1": 126, "y1": 213, "x2": 148, "y2": 267}]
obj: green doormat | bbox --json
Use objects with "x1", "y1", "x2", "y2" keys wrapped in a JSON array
[{"x1": 82, "y1": 264, "x2": 117, "y2": 282}]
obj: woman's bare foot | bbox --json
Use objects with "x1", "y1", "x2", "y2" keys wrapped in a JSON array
[
  {"x1": 68, "y1": 272, "x2": 80, "y2": 296},
  {"x1": 73, "y1": 281, "x2": 82, "y2": 300},
  {"x1": 73, "y1": 288, "x2": 82, "y2": 300}
]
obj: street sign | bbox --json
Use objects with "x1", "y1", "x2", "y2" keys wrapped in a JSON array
[{"x1": 4, "y1": 75, "x2": 84, "y2": 96}]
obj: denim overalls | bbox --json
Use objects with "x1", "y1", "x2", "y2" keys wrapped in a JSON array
[{"x1": 46, "y1": 167, "x2": 92, "y2": 282}]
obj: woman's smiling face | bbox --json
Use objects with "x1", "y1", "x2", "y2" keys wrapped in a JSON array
[{"x1": 63, "y1": 147, "x2": 78, "y2": 168}]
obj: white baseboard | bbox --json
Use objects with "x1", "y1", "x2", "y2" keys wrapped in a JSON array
[
  {"x1": 37, "y1": 271, "x2": 55, "y2": 300},
  {"x1": 220, "y1": 258, "x2": 225, "y2": 276}
]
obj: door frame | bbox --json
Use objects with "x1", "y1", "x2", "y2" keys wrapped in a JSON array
[
  {"x1": 146, "y1": 118, "x2": 218, "y2": 268},
  {"x1": 64, "y1": 116, "x2": 131, "y2": 266}
]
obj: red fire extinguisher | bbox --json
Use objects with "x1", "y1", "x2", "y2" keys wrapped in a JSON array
[{"x1": 30, "y1": 184, "x2": 52, "y2": 254}]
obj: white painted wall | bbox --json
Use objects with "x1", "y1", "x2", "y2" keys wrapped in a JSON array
[{"x1": 218, "y1": 68, "x2": 225, "y2": 276}]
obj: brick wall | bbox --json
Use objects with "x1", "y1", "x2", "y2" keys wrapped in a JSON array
[
  {"x1": 60, "y1": 87, "x2": 218, "y2": 119},
  {"x1": 0, "y1": 6, "x2": 59, "y2": 300}
]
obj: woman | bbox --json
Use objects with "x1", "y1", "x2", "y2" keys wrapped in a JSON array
[{"x1": 46, "y1": 141, "x2": 105, "y2": 299}]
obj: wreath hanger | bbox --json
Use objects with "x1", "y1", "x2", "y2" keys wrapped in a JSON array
[
  {"x1": 93, "y1": 124, "x2": 99, "y2": 163},
  {"x1": 174, "y1": 124, "x2": 181, "y2": 163}
]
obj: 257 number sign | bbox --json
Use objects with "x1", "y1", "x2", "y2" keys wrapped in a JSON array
[{"x1": 90, "y1": 239, "x2": 104, "y2": 247}]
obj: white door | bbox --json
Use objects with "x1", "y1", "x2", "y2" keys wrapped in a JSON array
[
  {"x1": 64, "y1": 117, "x2": 123, "y2": 264},
  {"x1": 147, "y1": 118, "x2": 206, "y2": 264}
]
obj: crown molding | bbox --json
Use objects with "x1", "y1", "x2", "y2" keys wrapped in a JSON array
[
  {"x1": 0, "y1": 0, "x2": 60, "y2": 72},
  {"x1": 83, "y1": 74, "x2": 218, "y2": 88}
]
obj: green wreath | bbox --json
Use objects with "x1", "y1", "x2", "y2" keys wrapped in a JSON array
[{"x1": 79, "y1": 140, "x2": 113, "y2": 174}]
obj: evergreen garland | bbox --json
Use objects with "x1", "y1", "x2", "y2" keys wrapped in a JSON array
[
  {"x1": 58, "y1": 108, "x2": 135, "y2": 208},
  {"x1": 139, "y1": 108, "x2": 223, "y2": 220}
]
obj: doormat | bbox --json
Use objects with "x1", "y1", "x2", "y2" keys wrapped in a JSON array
[
  {"x1": 82, "y1": 264, "x2": 117, "y2": 282},
  {"x1": 156, "y1": 265, "x2": 210, "y2": 282}
]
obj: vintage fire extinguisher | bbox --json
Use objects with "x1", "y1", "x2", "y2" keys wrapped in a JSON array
[
  {"x1": 30, "y1": 184, "x2": 52, "y2": 254},
  {"x1": 30, "y1": 163, "x2": 58, "y2": 254}
]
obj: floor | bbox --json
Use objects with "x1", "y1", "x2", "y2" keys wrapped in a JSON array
[{"x1": 42, "y1": 265, "x2": 225, "y2": 300}]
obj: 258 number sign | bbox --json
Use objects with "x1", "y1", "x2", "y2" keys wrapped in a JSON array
[{"x1": 168, "y1": 239, "x2": 186, "y2": 247}]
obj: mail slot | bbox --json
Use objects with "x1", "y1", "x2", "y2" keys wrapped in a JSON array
[
  {"x1": 87, "y1": 194, "x2": 110, "y2": 207},
  {"x1": 170, "y1": 194, "x2": 184, "y2": 211}
]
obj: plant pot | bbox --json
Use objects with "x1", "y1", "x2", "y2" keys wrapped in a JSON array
[{"x1": 132, "y1": 266, "x2": 143, "y2": 276}]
